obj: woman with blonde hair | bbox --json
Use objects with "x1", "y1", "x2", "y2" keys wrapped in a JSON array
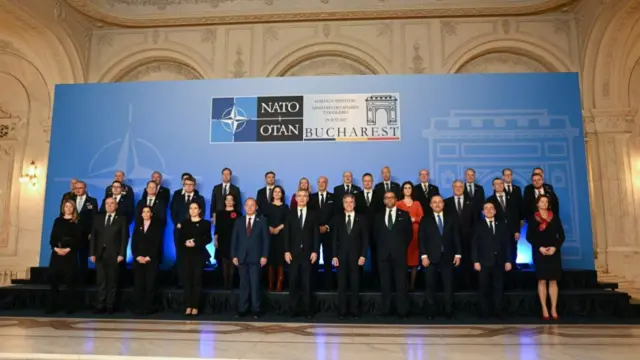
[
  {"x1": 290, "y1": 177, "x2": 310, "y2": 208},
  {"x1": 46, "y1": 198, "x2": 82, "y2": 314}
]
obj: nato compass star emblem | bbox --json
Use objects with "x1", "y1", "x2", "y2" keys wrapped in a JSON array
[{"x1": 219, "y1": 104, "x2": 249, "y2": 138}]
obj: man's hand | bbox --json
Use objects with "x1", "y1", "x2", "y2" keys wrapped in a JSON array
[
  {"x1": 319, "y1": 226, "x2": 327, "y2": 234},
  {"x1": 421, "y1": 256, "x2": 430, "y2": 268},
  {"x1": 260, "y1": 257, "x2": 267, "y2": 267},
  {"x1": 453, "y1": 256, "x2": 461, "y2": 267},
  {"x1": 505, "y1": 262, "x2": 512, "y2": 272},
  {"x1": 177, "y1": 223, "x2": 182, "y2": 229},
  {"x1": 136, "y1": 256, "x2": 145, "y2": 264},
  {"x1": 90, "y1": 256, "x2": 96, "y2": 263},
  {"x1": 145, "y1": 257, "x2": 151, "y2": 263},
  {"x1": 332, "y1": 257, "x2": 339, "y2": 267},
  {"x1": 474, "y1": 262, "x2": 481, "y2": 272},
  {"x1": 539, "y1": 247, "x2": 548, "y2": 255},
  {"x1": 117, "y1": 256, "x2": 124, "y2": 263},
  {"x1": 548, "y1": 247, "x2": 556, "y2": 255},
  {"x1": 310, "y1": 252, "x2": 318, "y2": 264},
  {"x1": 358, "y1": 257, "x2": 366, "y2": 266},
  {"x1": 232, "y1": 257, "x2": 239, "y2": 266},
  {"x1": 285, "y1": 252, "x2": 292, "y2": 264},
  {"x1": 514, "y1": 232, "x2": 520, "y2": 241}
]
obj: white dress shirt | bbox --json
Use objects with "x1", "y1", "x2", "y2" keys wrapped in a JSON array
[
  {"x1": 535, "y1": 187, "x2": 545, "y2": 197},
  {"x1": 364, "y1": 189, "x2": 373, "y2": 203},
  {"x1": 297, "y1": 206, "x2": 307, "y2": 226},
  {"x1": 421, "y1": 212, "x2": 462, "y2": 259},
  {"x1": 113, "y1": 195, "x2": 121, "y2": 202},
  {"x1": 147, "y1": 196, "x2": 156, "y2": 206},
  {"x1": 421, "y1": 183, "x2": 429, "y2": 192},
  {"x1": 345, "y1": 211, "x2": 355, "y2": 224},
  {"x1": 385, "y1": 207, "x2": 397, "y2": 226},
  {"x1": 486, "y1": 218, "x2": 495, "y2": 233},
  {"x1": 246, "y1": 215, "x2": 255, "y2": 227}
]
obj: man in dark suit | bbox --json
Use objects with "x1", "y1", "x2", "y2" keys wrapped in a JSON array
[
  {"x1": 523, "y1": 172, "x2": 559, "y2": 219},
  {"x1": 332, "y1": 194, "x2": 369, "y2": 319},
  {"x1": 531, "y1": 167, "x2": 555, "y2": 191},
  {"x1": 333, "y1": 171, "x2": 362, "y2": 212},
  {"x1": 413, "y1": 169, "x2": 440, "y2": 211},
  {"x1": 141, "y1": 171, "x2": 171, "y2": 206},
  {"x1": 284, "y1": 190, "x2": 320, "y2": 318},
  {"x1": 355, "y1": 173, "x2": 376, "y2": 280},
  {"x1": 419, "y1": 195, "x2": 461, "y2": 319},
  {"x1": 256, "y1": 171, "x2": 277, "y2": 213},
  {"x1": 502, "y1": 168, "x2": 524, "y2": 225},
  {"x1": 472, "y1": 202, "x2": 513, "y2": 317},
  {"x1": 136, "y1": 181, "x2": 167, "y2": 225},
  {"x1": 444, "y1": 180, "x2": 477, "y2": 289},
  {"x1": 487, "y1": 178, "x2": 521, "y2": 266},
  {"x1": 72, "y1": 180, "x2": 98, "y2": 285},
  {"x1": 90, "y1": 197, "x2": 129, "y2": 314},
  {"x1": 104, "y1": 170, "x2": 134, "y2": 201},
  {"x1": 309, "y1": 176, "x2": 335, "y2": 291},
  {"x1": 100, "y1": 181, "x2": 135, "y2": 225},
  {"x1": 170, "y1": 172, "x2": 200, "y2": 200},
  {"x1": 463, "y1": 168, "x2": 485, "y2": 212},
  {"x1": 373, "y1": 166, "x2": 401, "y2": 212},
  {"x1": 211, "y1": 167, "x2": 242, "y2": 217},
  {"x1": 170, "y1": 176, "x2": 206, "y2": 285},
  {"x1": 373, "y1": 190, "x2": 412, "y2": 318},
  {"x1": 231, "y1": 198, "x2": 269, "y2": 318},
  {"x1": 60, "y1": 178, "x2": 78, "y2": 214}
]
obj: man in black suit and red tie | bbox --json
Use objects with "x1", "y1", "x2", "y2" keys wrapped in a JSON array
[
  {"x1": 413, "y1": 169, "x2": 440, "y2": 211},
  {"x1": 309, "y1": 176, "x2": 335, "y2": 291},
  {"x1": 332, "y1": 194, "x2": 369, "y2": 319},
  {"x1": 211, "y1": 167, "x2": 242, "y2": 218},
  {"x1": 487, "y1": 178, "x2": 521, "y2": 266},
  {"x1": 373, "y1": 191, "x2": 412, "y2": 318},
  {"x1": 256, "y1": 171, "x2": 278, "y2": 214},
  {"x1": 419, "y1": 195, "x2": 461, "y2": 320},
  {"x1": 373, "y1": 166, "x2": 401, "y2": 212},
  {"x1": 284, "y1": 190, "x2": 320, "y2": 318},
  {"x1": 472, "y1": 202, "x2": 512, "y2": 318},
  {"x1": 104, "y1": 170, "x2": 135, "y2": 201},
  {"x1": 444, "y1": 180, "x2": 477, "y2": 289},
  {"x1": 463, "y1": 168, "x2": 485, "y2": 213},
  {"x1": 142, "y1": 171, "x2": 171, "y2": 206},
  {"x1": 72, "y1": 180, "x2": 98, "y2": 285},
  {"x1": 100, "y1": 180, "x2": 135, "y2": 225}
]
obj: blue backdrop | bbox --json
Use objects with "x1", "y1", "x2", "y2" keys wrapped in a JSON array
[{"x1": 41, "y1": 73, "x2": 593, "y2": 270}]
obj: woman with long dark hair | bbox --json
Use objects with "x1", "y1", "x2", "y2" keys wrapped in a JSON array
[
  {"x1": 266, "y1": 185, "x2": 288, "y2": 291},
  {"x1": 214, "y1": 194, "x2": 240, "y2": 290},
  {"x1": 131, "y1": 205, "x2": 162, "y2": 315},
  {"x1": 396, "y1": 181, "x2": 423, "y2": 291}
]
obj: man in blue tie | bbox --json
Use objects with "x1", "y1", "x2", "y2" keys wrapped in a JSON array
[
  {"x1": 419, "y1": 195, "x2": 461, "y2": 320},
  {"x1": 231, "y1": 198, "x2": 269, "y2": 319}
]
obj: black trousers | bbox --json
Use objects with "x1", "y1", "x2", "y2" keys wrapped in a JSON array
[
  {"x1": 424, "y1": 259, "x2": 455, "y2": 314},
  {"x1": 319, "y1": 233, "x2": 334, "y2": 290},
  {"x1": 173, "y1": 228, "x2": 184, "y2": 287},
  {"x1": 77, "y1": 246, "x2": 89, "y2": 285},
  {"x1": 289, "y1": 254, "x2": 313, "y2": 314},
  {"x1": 378, "y1": 254, "x2": 408, "y2": 316},
  {"x1": 96, "y1": 257, "x2": 120, "y2": 310},
  {"x1": 182, "y1": 254, "x2": 204, "y2": 308},
  {"x1": 478, "y1": 264, "x2": 505, "y2": 316},
  {"x1": 48, "y1": 260, "x2": 77, "y2": 311},
  {"x1": 337, "y1": 257, "x2": 361, "y2": 315},
  {"x1": 133, "y1": 261, "x2": 157, "y2": 313},
  {"x1": 510, "y1": 236, "x2": 518, "y2": 265},
  {"x1": 238, "y1": 262, "x2": 262, "y2": 313}
]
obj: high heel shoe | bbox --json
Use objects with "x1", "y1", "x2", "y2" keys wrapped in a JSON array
[
  {"x1": 542, "y1": 315, "x2": 550, "y2": 321},
  {"x1": 551, "y1": 312, "x2": 559, "y2": 321}
]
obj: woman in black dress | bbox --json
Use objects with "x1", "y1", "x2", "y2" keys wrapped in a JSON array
[
  {"x1": 526, "y1": 194, "x2": 565, "y2": 320},
  {"x1": 47, "y1": 199, "x2": 82, "y2": 314},
  {"x1": 131, "y1": 206, "x2": 162, "y2": 315},
  {"x1": 179, "y1": 201, "x2": 212, "y2": 316},
  {"x1": 214, "y1": 194, "x2": 240, "y2": 290},
  {"x1": 266, "y1": 185, "x2": 288, "y2": 292}
]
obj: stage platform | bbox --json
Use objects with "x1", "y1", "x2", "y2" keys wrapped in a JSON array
[{"x1": 0, "y1": 267, "x2": 633, "y2": 321}]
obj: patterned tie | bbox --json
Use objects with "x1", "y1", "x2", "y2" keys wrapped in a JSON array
[
  {"x1": 106, "y1": 214, "x2": 113, "y2": 227},
  {"x1": 499, "y1": 194, "x2": 506, "y2": 211},
  {"x1": 437, "y1": 214, "x2": 444, "y2": 235},
  {"x1": 246, "y1": 217, "x2": 253, "y2": 237},
  {"x1": 366, "y1": 192, "x2": 371, "y2": 206},
  {"x1": 423, "y1": 184, "x2": 428, "y2": 195},
  {"x1": 320, "y1": 193, "x2": 325, "y2": 208},
  {"x1": 456, "y1": 197, "x2": 462, "y2": 215},
  {"x1": 299, "y1": 209, "x2": 304, "y2": 228},
  {"x1": 346, "y1": 214, "x2": 352, "y2": 235}
]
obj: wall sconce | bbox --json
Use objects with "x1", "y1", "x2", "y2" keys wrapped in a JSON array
[{"x1": 19, "y1": 160, "x2": 39, "y2": 189}]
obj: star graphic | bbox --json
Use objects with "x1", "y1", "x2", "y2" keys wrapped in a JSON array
[{"x1": 219, "y1": 104, "x2": 248, "y2": 136}]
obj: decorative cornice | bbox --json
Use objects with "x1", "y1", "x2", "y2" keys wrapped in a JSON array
[
  {"x1": 583, "y1": 108, "x2": 638, "y2": 134},
  {"x1": 64, "y1": 0, "x2": 578, "y2": 28}
]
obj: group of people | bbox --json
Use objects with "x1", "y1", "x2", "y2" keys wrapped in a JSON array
[{"x1": 48, "y1": 165, "x2": 564, "y2": 321}]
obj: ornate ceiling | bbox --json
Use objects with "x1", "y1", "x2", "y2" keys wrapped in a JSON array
[{"x1": 65, "y1": 0, "x2": 578, "y2": 27}]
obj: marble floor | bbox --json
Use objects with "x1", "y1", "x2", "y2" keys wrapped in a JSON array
[{"x1": 0, "y1": 317, "x2": 639, "y2": 359}]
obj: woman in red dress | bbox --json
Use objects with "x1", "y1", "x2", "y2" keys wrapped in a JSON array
[
  {"x1": 397, "y1": 181, "x2": 424, "y2": 291},
  {"x1": 289, "y1": 177, "x2": 310, "y2": 208}
]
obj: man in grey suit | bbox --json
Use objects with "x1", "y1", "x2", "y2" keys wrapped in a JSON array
[
  {"x1": 90, "y1": 197, "x2": 129, "y2": 314},
  {"x1": 231, "y1": 198, "x2": 269, "y2": 318}
]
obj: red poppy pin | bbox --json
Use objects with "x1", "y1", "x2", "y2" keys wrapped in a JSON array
[{"x1": 230, "y1": 212, "x2": 237, "y2": 219}]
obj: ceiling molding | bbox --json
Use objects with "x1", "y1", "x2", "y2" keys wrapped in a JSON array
[{"x1": 64, "y1": 0, "x2": 579, "y2": 28}]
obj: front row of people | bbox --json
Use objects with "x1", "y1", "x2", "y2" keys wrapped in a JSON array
[{"x1": 47, "y1": 190, "x2": 564, "y2": 320}]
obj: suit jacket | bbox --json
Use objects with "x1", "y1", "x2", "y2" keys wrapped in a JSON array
[
  {"x1": 135, "y1": 197, "x2": 167, "y2": 226},
  {"x1": 332, "y1": 213, "x2": 369, "y2": 260},
  {"x1": 373, "y1": 181, "x2": 401, "y2": 213},
  {"x1": 211, "y1": 183, "x2": 242, "y2": 215},
  {"x1": 309, "y1": 192, "x2": 335, "y2": 229},
  {"x1": 283, "y1": 208, "x2": 320, "y2": 256},
  {"x1": 487, "y1": 193, "x2": 521, "y2": 236},
  {"x1": 504, "y1": 183, "x2": 524, "y2": 221},
  {"x1": 355, "y1": 189, "x2": 376, "y2": 226},
  {"x1": 105, "y1": 184, "x2": 135, "y2": 200},
  {"x1": 100, "y1": 194, "x2": 135, "y2": 224},
  {"x1": 412, "y1": 183, "x2": 440, "y2": 213},
  {"x1": 142, "y1": 186, "x2": 171, "y2": 207},
  {"x1": 471, "y1": 219, "x2": 511, "y2": 267},
  {"x1": 333, "y1": 184, "x2": 362, "y2": 212},
  {"x1": 131, "y1": 219, "x2": 163, "y2": 260},
  {"x1": 373, "y1": 208, "x2": 412, "y2": 260},
  {"x1": 418, "y1": 212, "x2": 461, "y2": 264},
  {"x1": 444, "y1": 195, "x2": 476, "y2": 240},
  {"x1": 170, "y1": 191, "x2": 206, "y2": 226},
  {"x1": 73, "y1": 195, "x2": 98, "y2": 239},
  {"x1": 463, "y1": 183, "x2": 485, "y2": 212},
  {"x1": 231, "y1": 215, "x2": 269, "y2": 264},
  {"x1": 90, "y1": 213, "x2": 129, "y2": 260},
  {"x1": 523, "y1": 183, "x2": 559, "y2": 219},
  {"x1": 256, "y1": 186, "x2": 284, "y2": 214}
]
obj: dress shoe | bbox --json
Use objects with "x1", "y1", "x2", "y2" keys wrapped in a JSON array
[
  {"x1": 252, "y1": 312, "x2": 261, "y2": 319},
  {"x1": 93, "y1": 308, "x2": 106, "y2": 314},
  {"x1": 351, "y1": 314, "x2": 360, "y2": 320}
]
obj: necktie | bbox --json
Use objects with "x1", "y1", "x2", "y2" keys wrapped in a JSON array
[
  {"x1": 346, "y1": 214, "x2": 352, "y2": 235},
  {"x1": 299, "y1": 209, "x2": 304, "y2": 228},
  {"x1": 223, "y1": 184, "x2": 228, "y2": 196},
  {"x1": 468, "y1": 184, "x2": 474, "y2": 197},
  {"x1": 267, "y1": 187, "x2": 272, "y2": 202},
  {"x1": 246, "y1": 217, "x2": 253, "y2": 237},
  {"x1": 385, "y1": 183, "x2": 390, "y2": 192},
  {"x1": 346, "y1": 185, "x2": 350, "y2": 194},
  {"x1": 186, "y1": 195, "x2": 191, "y2": 203},
  {"x1": 366, "y1": 192, "x2": 371, "y2": 206},
  {"x1": 489, "y1": 220, "x2": 495, "y2": 235},
  {"x1": 148, "y1": 198, "x2": 153, "y2": 206},
  {"x1": 320, "y1": 193, "x2": 325, "y2": 208},
  {"x1": 507, "y1": 184, "x2": 511, "y2": 193},
  {"x1": 387, "y1": 210, "x2": 393, "y2": 230},
  {"x1": 499, "y1": 194, "x2": 506, "y2": 211},
  {"x1": 456, "y1": 197, "x2": 462, "y2": 215},
  {"x1": 423, "y1": 184, "x2": 428, "y2": 195},
  {"x1": 535, "y1": 190, "x2": 539, "y2": 198},
  {"x1": 437, "y1": 214, "x2": 443, "y2": 235},
  {"x1": 106, "y1": 214, "x2": 113, "y2": 227},
  {"x1": 76, "y1": 198, "x2": 82, "y2": 212}
]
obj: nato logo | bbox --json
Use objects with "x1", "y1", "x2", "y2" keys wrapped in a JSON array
[{"x1": 210, "y1": 96, "x2": 304, "y2": 143}]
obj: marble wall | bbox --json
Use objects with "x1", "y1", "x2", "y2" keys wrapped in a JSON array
[{"x1": 0, "y1": 0, "x2": 639, "y2": 285}]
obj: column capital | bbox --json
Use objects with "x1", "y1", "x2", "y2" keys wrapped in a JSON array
[{"x1": 584, "y1": 108, "x2": 638, "y2": 134}]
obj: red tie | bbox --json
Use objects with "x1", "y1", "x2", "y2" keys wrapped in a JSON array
[{"x1": 246, "y1": 217, "x2": 253, "y2": 237}]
